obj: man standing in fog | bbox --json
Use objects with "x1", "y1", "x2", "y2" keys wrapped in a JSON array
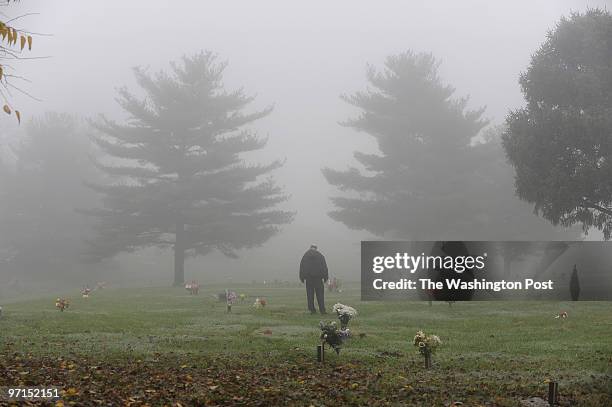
[{"x1": 299, "y1": 244, "x2": 328, "y2": 314}]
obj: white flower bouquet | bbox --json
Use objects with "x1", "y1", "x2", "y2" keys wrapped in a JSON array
[
  {"x1": 413, "y1": 330, "x2": 441, "y2": 368},
  {"x1": 253, "y1": 297, "x2": 267, "y2": 309},
  {"x1": 81, "y1": 286, "x2": 91, "y2": 298},
  {"x1": 55, "y1": 298, "x2": 69, "y2": 312},
  {"x1": 332, "y1": 303, "x2": 357, "y2": 329}
]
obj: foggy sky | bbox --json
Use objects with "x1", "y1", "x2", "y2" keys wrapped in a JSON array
[{"x1": 2, "y1": 0, "x2": 610, "y2": 284}]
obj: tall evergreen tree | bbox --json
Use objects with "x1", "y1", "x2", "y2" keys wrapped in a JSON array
[
  {"x1": 85, "y1": 52, "x2": 293, "y2": 285},
  {"x1": 323, "y1": 52, "x2": 579, "y2": 240},
  {"x1": 323, "y1": 52, "x2": 487, "y2": 239}
]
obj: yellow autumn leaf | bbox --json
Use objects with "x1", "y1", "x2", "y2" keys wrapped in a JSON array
[
  {"x1": 0, "y1": 66, "x2": 3, "y2": 80},
  {"x1": 27, "y1": 35, "x2": 32, "y2": 50},
  {"x1": 3, "y1": 104, "x2": 10, "y2": 115},
  {"x1": 15, "y1": 110, "x2": 20, "y2": 123},
  {"x1": 12, "y1": 28, "x2": 18, "y2": 45},
  {"x1": 20, "y1": 35, "x2": 25, "y2": 50}
]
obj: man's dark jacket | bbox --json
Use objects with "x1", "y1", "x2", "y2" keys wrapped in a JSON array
[{"x1": 299, "y1": 249, "x2": 328, "y2": 281}]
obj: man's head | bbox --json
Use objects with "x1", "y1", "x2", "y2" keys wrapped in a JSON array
[{"x1": 310, "y1": 244, "x2": 317, "y2": 251}]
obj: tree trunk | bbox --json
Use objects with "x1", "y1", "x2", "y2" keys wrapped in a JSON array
[
  {"x1": 503, "y1": 256, "x2": 511, "y2": 277},
  {"x1": 173, "y1": 222, "x2": 185, "y2": 286}
]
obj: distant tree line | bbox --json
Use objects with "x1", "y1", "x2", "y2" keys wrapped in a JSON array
[
  {"x1": 0, "y1": 113, "x2": 100, "y2": 277},
  {"x1": 0, "y1": 9, "x2": 610, "y2": 285}
]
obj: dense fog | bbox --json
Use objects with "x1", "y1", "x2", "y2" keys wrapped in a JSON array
[{"x1": 0, "y1": 0, "x2": 610, "y2": 295}]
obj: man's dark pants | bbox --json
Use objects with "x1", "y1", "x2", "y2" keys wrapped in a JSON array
[{"x1": 305, "y1": 278, "x2": 325, "y2": 313}]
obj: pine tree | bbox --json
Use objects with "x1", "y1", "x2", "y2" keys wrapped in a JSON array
[
  {"x1": 84, "y1": 52, "x2": 293, "y2": 285},
  {"x1": 323, "y1": 52, "x2": 581, "y2": 240},
  {"x1": 323, "y1": 52, "x2": 487, "y2": 239}
]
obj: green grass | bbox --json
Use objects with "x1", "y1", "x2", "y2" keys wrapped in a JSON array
[{"x1": 1, "y1": 284, "x2": 611, "y2": 406}]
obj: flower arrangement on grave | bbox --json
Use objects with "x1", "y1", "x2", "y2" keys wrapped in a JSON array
[
  {"x1": 81, "y1": 286, "x2": 91, "y2": 298},
  {"x1": 253, "y1": 297, "x2": 267, "y2": 309},
  {"x1": 413, "y1": 330, "x2": 441, "y2": 368},
  {"x1": 55, "y1": 298, "x2": 70, "y2": 312},
  {"x1": 327, "y1": 277, "x2": 343, "y2": 293},
  {"x1": 185, "y1": 281, "x2": 200, "y2": 295},
  {"x1": 226, "y1": 290, "x2": 237, "y2": 312},
  {"x1": 226, "y1": 290, "x2": 237, "y2": 303},
  {"x1": 332, "y1": 303, "x2": 357, "y2": 329},
  {"x1": 94, "y1": 281, "x2": 107, "y2": 291},
  {"x1": 554, "y1": 311, "x2": 568, "y2": 319},
  {"x1": 319, "y1": 321, "x2": 351, "y2": 354},
  {"x1": 239, "y1": 293, "x2": 247, "y2": 303}
]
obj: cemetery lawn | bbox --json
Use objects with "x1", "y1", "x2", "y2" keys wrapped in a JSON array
[{"x1": 0, "y1": 285, "x2": 610, "y2": 406}]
